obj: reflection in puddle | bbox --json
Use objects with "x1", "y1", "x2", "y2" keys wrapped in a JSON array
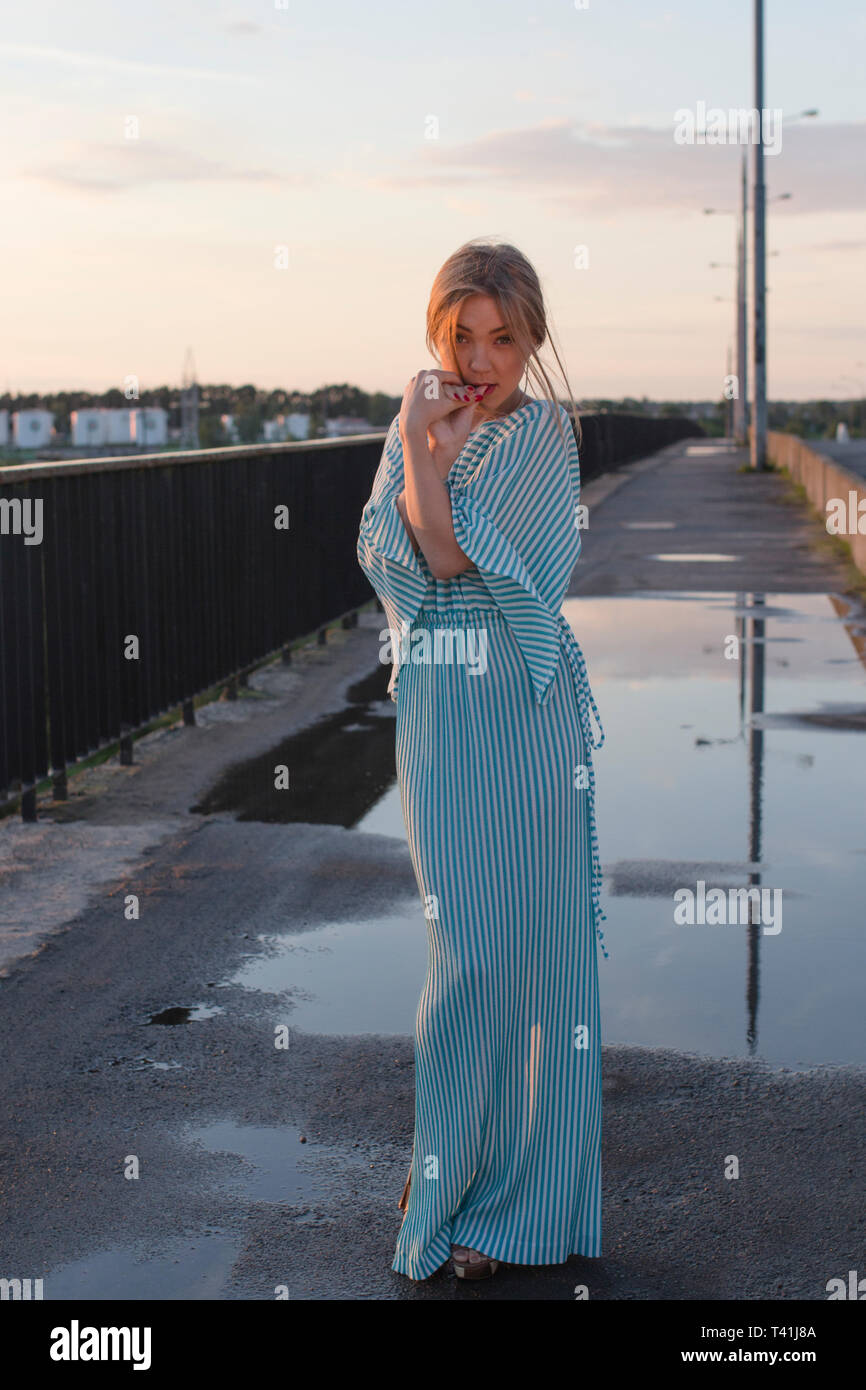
[
  {"x1": 229, "y1": 592, "x2": 866, "y2": 1071},
  {"x1": 561, "y1": 591, "x2": 866, "y2": 1069},
  {"x1": 188, "y1": 1119, "x2": 368, "y2": 1204},
  {"x1": 355, "y1": 783, "x2": 405, "y2": 838},
  {"x1": 147, "y1": 1004, "x2": 224, "y2": 1025},
  {"x1": 230, "y1": 903, "x2": 427, "y2": 1035},
  {"x1": 648, "y1": 553, "x2": 741, "y2": 562},
  {"x1": 43, "y1": 1122, "x2": 370, "y2": 1299},
  {"x1": 751, "y1": 705, "x2": 866, "y2": 732},
  {"x1": 45, "y1": 1234, "x2": 238, "y2": 1301},
  {"x1": 191, "y1": 664, "x2": 395, "y2": 826},
  {"x1": 685, "y1": 444, "x2": 740, "y2": 455}
]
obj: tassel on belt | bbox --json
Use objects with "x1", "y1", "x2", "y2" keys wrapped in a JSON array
[{"x1": 556, "y1": 612, "x2": 609, "y2": 959}]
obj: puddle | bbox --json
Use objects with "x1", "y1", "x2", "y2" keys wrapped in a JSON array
[
  {"x1": 557, "y1": 591, "x2": 866, "y2": 1069},
  {"x1": 648, "y1": 552, "x2": 741, "y2": 562},
  {"x1": 43, "y1": 1233, "x2": 239, "y2": 1300},
  {"x1": 146, "y1": 1004, "x2": 224, "y2": 1025},
  {"x1": 355, "y1": 783, "x2": 405, "y2": 838},
  {"x1": 188, "y1": 1119, "x2": 369, "y2": 1204},
  {"x1": 751, "y1": 705, "x2": 866, "y2": 732},
  {"x1": 230, "y1": 902, "x2": 427, "y2": 1035},
  {"x1": 190, "y1": 664, "x2": 395, "y2": 825},
  {"x1": 225, "y1": 592, "x2": 866, "y2": 1071},
  {"x1": 685, "y1": 444, "x2": 740, "y2": 455},
  {"x1": 42, "y1": 1122, "x2": 371, "y2": 1299}
]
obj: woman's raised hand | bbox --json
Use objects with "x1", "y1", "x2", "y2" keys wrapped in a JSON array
[{"x1": 399, "y1": 369, "x2": 486, "y2": 476}]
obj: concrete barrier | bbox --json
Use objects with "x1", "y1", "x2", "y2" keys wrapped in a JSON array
[{"x1": 765, "y1": 430, "x2": 866, "y2": 577}]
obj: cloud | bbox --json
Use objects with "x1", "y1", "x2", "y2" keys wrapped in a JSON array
[
  {"x1": 25, "y1": 141, "x2": 313, "y2": 194},
  {"x1": 0, "y1": 41, "x2": 255, "y2": 84},
  {"x1": 373, "y1": 118, "x2": 866, "y2": 216},
  {"x1": 792, "y1": 239, "x2": 866, "y2": 253},
  {"x1": 224, "y1": 20, "x2": 263, "y2": 36}
]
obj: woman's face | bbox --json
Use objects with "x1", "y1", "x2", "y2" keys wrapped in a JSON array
[{"x1": 437, "y1": 293, "x2": 529, "y2": 418}]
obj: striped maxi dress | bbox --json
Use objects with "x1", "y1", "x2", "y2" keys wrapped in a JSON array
[{"x1": 356, "y1": 397, "x2": 607, "y2": 1280}]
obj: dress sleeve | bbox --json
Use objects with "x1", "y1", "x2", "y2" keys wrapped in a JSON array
[
  {"x1": 445, "y1": 401, "x2": 581, "y2": 705},
  {"x1": 357, "y1": 415, "x2": 429, "y2": 698}
]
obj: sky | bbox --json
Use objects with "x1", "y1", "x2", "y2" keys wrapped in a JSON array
[{"x1": 2, "y1": 0, "x2": 865, "y2": 402}]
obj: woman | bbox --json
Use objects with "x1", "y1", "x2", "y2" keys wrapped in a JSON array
[{"x1": 356, "y1": 239, "x2": 607, "y2": 1283}]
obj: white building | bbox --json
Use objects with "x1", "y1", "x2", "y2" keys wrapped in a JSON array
[
  {"x1": 262, "y1": 412, "x2": 313, "y2": 443},
  {"x1": 70, "y1": 409, "x2": 109, "y2": 447},
  {"x1": 220, "y1": 414, "x2": 240, "y2": 443},
  {"x1": 105, "y1": 408, "x2": 134, "y2": 445},
  {"x1": 68, "y1": 406, "x2": 168, "y2": 449},
  {"x1": 131, "y1": 407, "x2": 168, "y2": 447},
  {"x1": 263, "y1": 416, "x2": 290, "y2": 442},
  {"x1": 324, "y1": 415, "x2": 373, "y2": 438},
  {"x1": 0, "y1": 410, "x2": 8, "y2": 446},
  {"x1": 286, "y1": 412, "x2": 310, "y2": 440},
  {"x1": 12, "y1": 410, "x2": 54, "y2": 449}
]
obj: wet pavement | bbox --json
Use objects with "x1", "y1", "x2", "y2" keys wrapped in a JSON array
[
  {"x1": 1, "y1": 435, "x2": 864, "y2": 1300},
  {"x1": 191, "y1": 665, "x2": 396, "y2": 827},
  {"x1": 210, "y1": 589, "x2": 866, "y2": 1069},
  {"x1": 568, "y1": 438, "x2": 853, "y2": 596}
]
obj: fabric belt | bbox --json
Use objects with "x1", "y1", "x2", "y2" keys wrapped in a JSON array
[{"x1": 556, "y1": 613, "x2": 609, "y2": 959}]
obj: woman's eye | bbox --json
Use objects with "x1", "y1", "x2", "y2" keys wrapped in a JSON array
[{"x1": 454, "y1": 333, "x2": 512, "y2": 345}]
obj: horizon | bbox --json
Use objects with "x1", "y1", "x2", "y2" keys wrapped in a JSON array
[
  {"x1": 3, "y1": 1, "x2": 864, "y2": 401},
  {"x1": 3, "y1": 383, "x2": 861, "y2": 410}
]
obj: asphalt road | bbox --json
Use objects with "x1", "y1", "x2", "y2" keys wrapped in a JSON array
[
  {"x1": 0, "y1": 437, "x2": 863, "y2": 1301},
  {"x1": 811, "y1": 438, "x2": 866, "y2": 483}
]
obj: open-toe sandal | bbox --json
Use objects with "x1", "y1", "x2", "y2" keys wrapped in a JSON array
[{"x1": 451, "y1": 1245, "x2": 501, "y2": 1280}]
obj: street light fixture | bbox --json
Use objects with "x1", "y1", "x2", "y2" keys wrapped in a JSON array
[{"x1": 703, "y1": 81, "x2": 815, "y2": 459}]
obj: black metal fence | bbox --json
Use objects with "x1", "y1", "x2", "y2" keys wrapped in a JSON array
[
  {"x1": 0, "y1": 412, "x2": 702, "y2": 819},
  {"x1": 573, "y1": 411, "x2": 703, "y2": 481}
]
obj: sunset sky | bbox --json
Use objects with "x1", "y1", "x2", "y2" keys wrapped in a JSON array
[{"x1": 3, "y1": 0, "x2": 864, "y2": 401}]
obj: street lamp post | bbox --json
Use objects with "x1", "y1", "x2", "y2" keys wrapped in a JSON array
[
  {"x1": 751, "y1": 0, "x2": 768, "y2": 470},
  {"x1": 705, "y1": 158, "x2": 750, "y2": 448},
  {"x1": 707, "y1": 89, "x2": 814, "y2": 459},
  {"x1": 736, "y1": 153, "x2": 748, "y2": 445}
]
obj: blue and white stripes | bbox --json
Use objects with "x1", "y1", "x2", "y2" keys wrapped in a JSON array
[{"x1": 357, "y1": 398, "x2": 607, "y2": 1279}]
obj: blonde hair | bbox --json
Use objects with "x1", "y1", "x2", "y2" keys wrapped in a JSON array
[{"x1": 425, "y1": 237, "x2": 581, "y2": 451}]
